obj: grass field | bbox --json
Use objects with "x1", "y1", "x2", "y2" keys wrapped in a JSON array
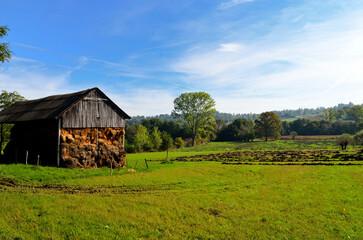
[{"x1": 0, "y1": 140, "x2": 362, "y2": 239}]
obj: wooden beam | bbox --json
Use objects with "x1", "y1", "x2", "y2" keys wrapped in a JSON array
[
  {"x1": 83, "y1": 97, "x2": 107, "y2": 101},
  {"x1": 57, "y1": 119, "x2": 61, "y2": 167}
]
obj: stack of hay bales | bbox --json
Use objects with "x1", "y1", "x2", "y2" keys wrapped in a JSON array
[{"x1": 61, "y1": 128, "x2": 126, "y2": 168}]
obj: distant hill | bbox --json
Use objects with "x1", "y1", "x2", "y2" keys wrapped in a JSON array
[{"x1": 126, "y1": 102, "x2": 360, "y2": 125}]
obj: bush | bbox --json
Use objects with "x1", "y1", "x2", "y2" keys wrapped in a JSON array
[
  {"x1": 125, "y1": 143, "x2": 137, "y2": 153},
  {"x1": 174, "y1": 137, "x2": 185, "y2": 149},
  {"x1": 336, "y1": 134, "x2": 352, "y2": 150},
  {"x1": 289, "y1": 131, "x2": 298, "y2": 140}
]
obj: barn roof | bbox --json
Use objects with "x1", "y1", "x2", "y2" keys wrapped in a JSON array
[{"x1": 0, "y1": 87, "x2": 131, "y2": 123}]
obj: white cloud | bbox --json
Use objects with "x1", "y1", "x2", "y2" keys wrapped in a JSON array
[
  {"x1": 220, "y1": 0, "x2": 255, "y2": 9},
  {"x1": 106, "y1": 88, "x2": 175, "y2": 116},
  {"x1": 218, "y1": 43, "x2": 243, "y2": 52}
]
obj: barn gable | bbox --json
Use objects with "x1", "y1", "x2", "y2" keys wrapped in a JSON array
[{"x1": 61, "y1": 89, "x2": 127, "y2": 128}]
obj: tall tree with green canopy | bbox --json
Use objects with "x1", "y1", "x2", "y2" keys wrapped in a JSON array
[
  {"x1": 172, "y1": 92, "x2": 216, "y2": 146},
  {"x1": 0, "y1": 26, "x2": 12, "y2": 64},
  {"x1": 150, "y1": 127, "x2": 162, "y2": 151},
  {"x1": 133, "y1": 125, "x2": 150, "y2": 152},
  {"x1": 254, "y1": 111, "x2": 282, "y2": 141}
]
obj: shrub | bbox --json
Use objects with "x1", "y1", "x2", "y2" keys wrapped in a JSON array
[
  {"x1": 174, "y1": 137, "x2": 185, "y2": 149},
  {"x1": 289, "y1": 131, "x2": 298, "y2": 140},
  {"x1": 336, "y1": 134, "x2": 352, "y2": 150}
]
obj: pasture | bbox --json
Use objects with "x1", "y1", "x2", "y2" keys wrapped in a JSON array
[{"x1": 0, "y1": 139, "x2": 362, "y2": 239}]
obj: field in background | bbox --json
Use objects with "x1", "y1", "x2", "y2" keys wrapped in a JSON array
[
  {"x1": 280, "y1": 135, "x2": 338, "y2": 140},
  {"x1": 0, "y1": 139, "x2": 362, "y2": 239},
  {"x1": 126, "y1": 138, "x2": 343, "y2": 163}
]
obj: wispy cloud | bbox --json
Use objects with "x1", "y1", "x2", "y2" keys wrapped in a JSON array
[
  {"x1": 172, "y1": 7, "x2": 363, "y2": 113},
  {"x1": 218, "y1": 43, "x2": 243, "y2": 52},
  {"x1": 0, "y1": 67, "x2": 72, "y2": 99},
  {"x1": 220, "y1": 0, "x2": 255, "y2": 9},
  {"x1": 106, "y1": 88, "x2": 175, "y2": 116}
]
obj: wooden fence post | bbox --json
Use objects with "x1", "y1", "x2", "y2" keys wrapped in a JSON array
[
  {"x1": 134, "y1": 159, "x2": 138, "y2": 168},
  {"x1": 145, "y1": 159, "x2": 148, "y2": 169},
  {"x1": 25, "y1": 150, "x2": 28, "y2": 165},
  {"x1": 110, "y1": 159, "x2": 113, "y2": 175}
]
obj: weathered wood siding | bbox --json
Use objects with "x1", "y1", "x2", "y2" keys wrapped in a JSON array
[{"x1": 61, "y1": 90, "x2": 126, "y2": 128}]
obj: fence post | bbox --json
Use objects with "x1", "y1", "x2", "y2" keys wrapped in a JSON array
[
  {"x1": 110, "y1": 159, "x2": 113, "y2": 175},
  {"x1": 145, "y1": 159, "x2": 148, "y2": 169}
]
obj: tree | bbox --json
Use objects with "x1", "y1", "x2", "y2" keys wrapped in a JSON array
[
  {"x1": 160, "y1": 131, "x2": 174, "y2": 161},
  {"x1": 0, "y1": 26, "x2": 12, "y2": 64},
  {"x1": 0, "y1": 90, "x2": 25, "y2": 111},
  {"x1": 0, "y1": 90, "x2": 25, "y2": 154},
  {"x1": 133, "y1": 125, "x2": 150, "y2": 152},
  {"x1": 150, "y1": 127, "x2": 162, "y2": 151},
  {"x1": 172, "y1": 92, "x2": 216, "y2": 146},
  {"x1": 353, "y1": 130, "x2": 363, "y2": 149},
  {"x1": 347, "y1": 105, "x2": 363, "y2": 124},
  {"x1": 337, "y1": 108, "x2": 347, "y2": 120},
  {"x1": 160, "y1": 131, "x2": 174, "y2": 151},
  {"x1": 217, "y1": 118, "x2": 254, "y2": 141},
  {"x1": 289, "y1": 131, "x2": 298, "y2": 140},
  {"x1": 322, "y1": 108, "x2": 337, "y2": 122},
  {"x1": 254, "y1": 112, "x2": 282, "y2": 141},
  {"x1": 336, "y1": 134, "x2": 351, "y2": 150}
]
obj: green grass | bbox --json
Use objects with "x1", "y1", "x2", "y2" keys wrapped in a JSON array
[
  {"x1": 0, "y1": 139, "x2": 362, "y2": 239},
  {"x1": 1, "y1": 162, "x2": 362, "y2": 239}
]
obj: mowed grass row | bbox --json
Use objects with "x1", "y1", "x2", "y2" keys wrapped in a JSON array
[{"x1": 0, "y1": 162, "x2": 362, "y2": 239}]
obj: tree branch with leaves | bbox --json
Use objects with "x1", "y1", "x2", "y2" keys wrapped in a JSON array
[{"x1": 0, "y1": 26, "x2": 12, "y2": 64}]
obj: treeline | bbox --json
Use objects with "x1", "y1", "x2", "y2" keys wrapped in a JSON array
[
  {"x1": 125, "y1": 117, "x2": 361, "y2": 152},
  {"x1": 282, "y1": 119, "x2": 360, "y2": 136},
  {"x1": 127, "y1": 102, "x2": 361, "y2": 125},
  {"x1": 125, "y1": 104, "x2": 363, "y2": 152}
]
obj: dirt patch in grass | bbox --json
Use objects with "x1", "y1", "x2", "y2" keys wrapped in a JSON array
[
  {"x1": 0, "y1": 178, "x2": 182, "y2": 195},
  {"x1": 171, "y1": 150, "x2": 363, "y2": 165},
  {"x1": 0, "y1": 177, "x2": 18, "y2": 186}
]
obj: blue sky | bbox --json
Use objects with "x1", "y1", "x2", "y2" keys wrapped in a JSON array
[{"x1": 1, "y1": 0, "x2": 362, "y2": 116}]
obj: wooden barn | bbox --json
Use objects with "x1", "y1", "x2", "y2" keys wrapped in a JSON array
[{"x1": 0, "y1": 87, "x2": 130, "y2": 168}]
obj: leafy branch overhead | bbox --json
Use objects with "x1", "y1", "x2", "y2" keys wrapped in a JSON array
[
  {"x1": 172, "y1": 92, "x2": 216, "y2": 146},
  {"x1": 0, "y1": 26, "x2": 12, "y2": 64}
]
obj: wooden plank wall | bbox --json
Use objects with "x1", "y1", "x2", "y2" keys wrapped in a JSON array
[{"x1": 62, "y1": 90, "x2": 126, "y2": 128}]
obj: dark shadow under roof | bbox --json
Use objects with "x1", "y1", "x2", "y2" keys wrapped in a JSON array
[{"x1": 0, "y1": 88, "x2": 130, "y2": 123}]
